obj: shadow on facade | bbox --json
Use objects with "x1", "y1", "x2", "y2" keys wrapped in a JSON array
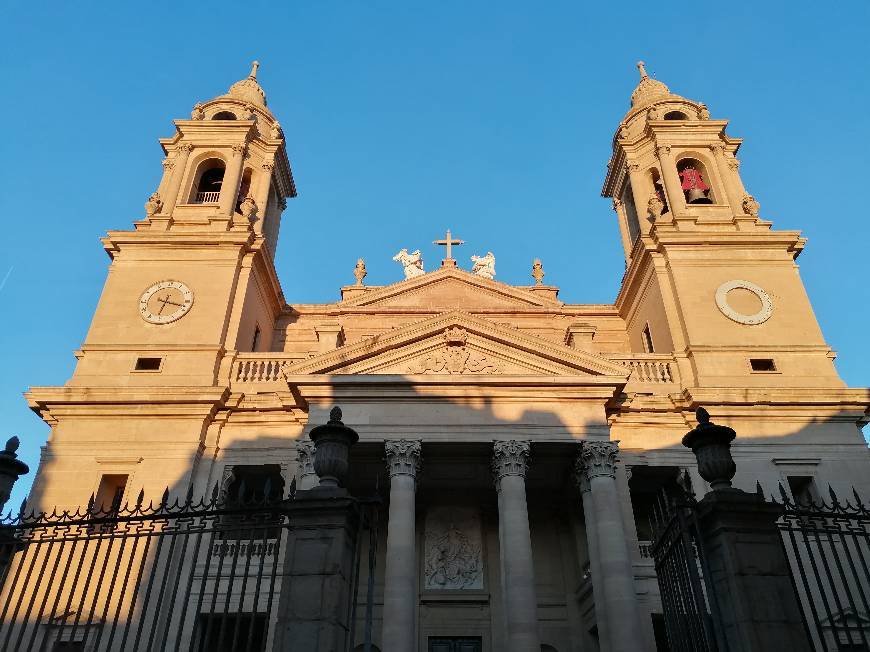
[{"x1": 3, "y1": 376, "x2": 869, "y2": 652}]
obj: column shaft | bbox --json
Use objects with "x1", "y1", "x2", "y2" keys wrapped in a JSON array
[
  {"x1": 657, "y1": 145, "x2": 686, "y2": 216},
  {"x1": 578, "y1": 441, "x2": 645, "y2": 652},
  {"x1": 493, "y1": 440, "x2": 540, "y2": 652},
  {"x1": 580, "y1": 483, "x2": 611, "y2": 650},
  {"x1": 161, "y1": 143, "x2": 193, "y2": 214},
  {"x1": 382, "y1": 440, "x2": 421, "y2": 651},
  {"x1": 219, "y1": 144, "x2": 246, "y2": 216}
]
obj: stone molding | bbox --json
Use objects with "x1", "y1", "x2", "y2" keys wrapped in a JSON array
[
  {"x1": 385, "y1": 439, "x2": 422, "y2": 478},
  {"x1": 576, "y1": 440, "x2": 620, "y2": 485},
  {"x1": 492, "y1": 440, "x2": 530, "y2": 481}
]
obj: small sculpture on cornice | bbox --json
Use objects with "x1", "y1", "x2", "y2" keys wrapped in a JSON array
[
  {"x1": 647, "y1": 193, "x2": 665, "y2": 220},
  {"x1": 353, "y1": 258, "x2": 367, "y2": 286},
  {"x1": 408, "y1": 327, "x2": 500, "y2": 374},
  {"x1": 698, "y1": 103, "x2": 710, "y2": 120},
  {"x1": 270, "y1": 121, "x2": 283, "y2": 140},
  {"x1": 618, "y1": 125, "x2": 631, "y2": 141},
  {"x1": 144, "y1": 192, "x2": 163, "y2": 217},
  {"x1": 531, "y1": 259, "x2": 545, "y2": 286},
  {"x1": 742, "y1": 194, "x2": 760, "y2": 216},
  {"x1": 647, "y1": 105, "x2": 662, "y2": 121},
  {"x1": 392, "y1": 248, "x2": 425, "y2": 279},
  {"x1": 239, "y1": 194, "x2": 258, "y2": 221},
  {"x1": 191, "y1": 103, "x2": 205, "y2": 120},
  {"x1": 243, "y1": 104, "x2": 257, "y2": 121},
  {"x1": 470, "y1": 252, "x2": 495, "y2": 279}
]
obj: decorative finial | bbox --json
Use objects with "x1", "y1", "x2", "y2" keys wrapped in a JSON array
[
  {"x1": 4, "y1": 436, "x2": 20, "y2": 455},
  {"x1": 250, "y1": 60, "x2": 260, "y2": 79},
  {"x1": 531, "y1": 258, "x2": 545, "y2": 285},
  {"x1": 353, "y1": 258, "x2": 367, "y2": 286},
  {"x1": 696, "y1": 407, "x2": 710, "y2": 425},
  {"x1": 636, "y1": 61, "x2": 649, "y2": 79},
  {"x1": 329, "y1": 406, "x2": 343, "y2": 423}
]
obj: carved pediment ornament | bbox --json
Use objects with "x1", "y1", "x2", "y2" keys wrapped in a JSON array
[{"x1": 408, "y1": 328, "x2": 500, "y2": 375}]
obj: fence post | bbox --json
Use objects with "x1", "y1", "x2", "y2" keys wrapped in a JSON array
[
  {"x1": 271, "y1": 407, "x2": 362, "y2": 651},
  {"x1": 684, "y1": 408, "x2": 811, "y2": 652}
]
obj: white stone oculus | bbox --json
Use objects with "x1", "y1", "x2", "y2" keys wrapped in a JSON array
[
  {"x1": 714, "y1": 279, "x2": 773, "y2": 325},
  {"x1": 139, "y1": 280, "x2": 194, "y2": 324}
]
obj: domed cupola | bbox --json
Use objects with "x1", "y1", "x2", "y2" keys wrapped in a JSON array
[
  {"x1": 225, "y1": 61, "x2": 268, "y2": 107},
  {"x1": 630, "y1": 61, "x2": 680, "y2": 109}
]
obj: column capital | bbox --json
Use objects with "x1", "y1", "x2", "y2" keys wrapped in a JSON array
[
  {"x1": 575, "y1": 440, "x2": 620, "y2": 485},
  {"x1": 385, "y1": 439, "x2": 421, "y2": 478},
  {"x1": 231, "y1": 142, "x2": 246, "y2": 156},
  {"x1": 492, "y1": 440, "x2": 530, "y2": 481}
]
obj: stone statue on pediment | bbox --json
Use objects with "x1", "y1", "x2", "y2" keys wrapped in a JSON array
[
  {"x1": 471, "y1": 252, "x2": 495, "y2": 279},
  {"x1": 392, "y1": 248, "x2": 425, "y2": 279}
]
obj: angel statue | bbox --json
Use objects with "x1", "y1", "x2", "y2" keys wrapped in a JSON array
[
  {"x1": 470, "y1": 252, "x2": 495, "y2": 279},
  {"x1": 392, "y1": 248, "x2": 425, "y2": 279}
]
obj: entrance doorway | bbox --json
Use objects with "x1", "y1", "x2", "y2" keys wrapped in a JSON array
[{"x1": 428, "y1": 637, "x2": 483, "y2": 652}]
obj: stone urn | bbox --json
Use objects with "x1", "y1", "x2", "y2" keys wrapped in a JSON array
[
  {"x1": 0, "y1": 437, "x2": 29, "y2": 513},
  {"x1": 682, "y1": 407, "x2": 736, "y2": 491},
  {"x1": 308, "y1": 407, "x2": 359, "y2": 488}
]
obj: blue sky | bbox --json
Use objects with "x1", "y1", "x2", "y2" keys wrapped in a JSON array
[{"x1": 1, "y1": 1, "x2": 868, "y2": 510}]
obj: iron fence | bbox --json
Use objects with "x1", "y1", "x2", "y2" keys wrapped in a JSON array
[
  {"x1": 774, "y1": 484, "x2": 870, "y2": 652},
  {"x1": 0, "y1": 482, "x2": 294, "y2": 652},
  {"x1": 650, "y1": 490, "x2": 723, "y2": 652}
]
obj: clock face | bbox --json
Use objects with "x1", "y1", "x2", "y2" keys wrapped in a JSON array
[{"x1": 139, "y1": 280, "x2": 194, "y2": 324}]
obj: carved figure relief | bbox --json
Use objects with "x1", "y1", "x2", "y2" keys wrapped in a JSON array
[
  {"x1": 470, "y1": 252, "x2": 496, "y2": 279},
  {"x1": 742, "y1": 194, "x2": 760, "y2": 216},
  {"x1": 191, "y1": 103, "x2": 205, "y2": 120},
  {"x1": 408, "y1": 328, "x2": 500, "y2": 374},
  {"x1": 647, "y1": 194, "x2": 665, "y2": 219},
  {"x1": 424, "y1": 506, "x2": 484, "y2": 590},
  {"x1": 392, "y1": 248, "x2": 425, "y2": 279},
  {"x1": 239, "y1": 194, "x2": 258, "y2": 221}
]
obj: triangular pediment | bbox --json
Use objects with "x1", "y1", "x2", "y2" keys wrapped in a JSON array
[
  {"x1": 284, "y1": 311, "x2": 629, "y2": 378},
  {"x1": 340, "y1": 267, "x2": 562, "y2": 310}
]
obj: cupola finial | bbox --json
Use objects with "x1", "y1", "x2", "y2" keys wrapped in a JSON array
[
  {"x1": 636, "y1": 61, "x2": 649, "y2": 80},
  {"x1": 249, "y1": 60, "x2": 260, "y2": 79}
]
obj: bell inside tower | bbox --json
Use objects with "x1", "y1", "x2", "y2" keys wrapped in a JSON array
[{"x1": 677, "y1": 158, "x2": 714, "y2": 204}]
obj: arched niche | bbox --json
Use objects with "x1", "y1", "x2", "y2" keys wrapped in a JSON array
[
  {"x1": 646, "y1": 167, "x2": 668, "y2": 215},
  {"x1": 189, "y1": 157, "x2": 226, "y2": 204},
  {"x1": 676, "y1": 156, "x2": 716, "y2": 204},
  {"x1": 212, "y1": 110, "x2": 237, "y2": 120},
  {"x1": 664, "y1": 110, "x2": 689, "y2": 120},
  {"x1": 236, "y1": 167, "x2": 254, "y2": 212},
  {"x1": 353, "y1": 645, "x2": 381, "y2": 652}
]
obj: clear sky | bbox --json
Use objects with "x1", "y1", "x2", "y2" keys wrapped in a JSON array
[{"x1": 2, "y1": 1, "x2": 868, "y2": 511}]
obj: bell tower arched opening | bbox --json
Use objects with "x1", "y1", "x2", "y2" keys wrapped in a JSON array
[
  {"x1": 212, "y1": 111, "x2": 237, "y2": 120},
  {"x1": 190, "y1": 158, "x2": 226, "y2": 204},
  {"x1": 676, "y1": 157, "x2": 715, "y2": 204}
]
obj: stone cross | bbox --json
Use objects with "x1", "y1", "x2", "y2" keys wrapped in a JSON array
[{"x1": 433, "y1": 229, "x2": 464, "y2": 267}]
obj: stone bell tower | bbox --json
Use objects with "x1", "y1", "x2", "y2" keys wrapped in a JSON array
[
  {"x1": 68, "y1": 62, "x2": 296, "y2": 388},
  {"x1": 602, "y1": 62, "x2": 842, "y2": 389}
]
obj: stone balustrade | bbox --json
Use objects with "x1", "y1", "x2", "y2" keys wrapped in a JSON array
[
  {"x1": 231, "y1": 353, "x2": 306, "y2": 387},
  {"x1": 608, "y1": 354, "x2": 679, "y2": 385}
]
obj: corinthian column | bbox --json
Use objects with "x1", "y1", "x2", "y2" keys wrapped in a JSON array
[
  {"x1": 219, "y1": 143, "x2": 246, "y2": 216},
  {"x1": 382, "y1": 439, "x2": 421, "y2": 652},
  {"x1": 161, "y1": 142, "x2": 193, "y2": 215},
  {"x1": 492, "y1": 440, "x2": 540, "y2": 652},
  {"x1": 576, "y1": 441, "x2": 644, "y2": 652}
]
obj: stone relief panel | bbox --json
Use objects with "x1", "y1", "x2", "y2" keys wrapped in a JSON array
[
  {"x1": 423, "y1": 506, "x2": 485, "y2": 590},
  {"x1": 407, "y1": 327, "x2": 501, "y2": 374}
]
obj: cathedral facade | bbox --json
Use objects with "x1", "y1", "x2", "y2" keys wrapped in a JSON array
[{"x1": 23, "y1": 62, "x2": 870, "y2": 652}]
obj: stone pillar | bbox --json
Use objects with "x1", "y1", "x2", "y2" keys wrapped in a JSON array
[
  {"x1": 656, "y1": 144, "x2": 686, "y2": 216},
  {"x1": 271, "y1": 491, "x2": 360, "y2": 651},
  {"x1": 693, "y1": 491, "x2": 811, "y2": 651},
  {"x1": 253, "y1": 159, "x2": 274, "y2": 235},
  {"x1": 160, "y1": 142, "x2": 193, "y2": 214},
  {"x1": 577, "y1": 441, "x2": 645, "y2": 652},
  {"x1": 492, "y1": 440, "x2": 540, "y2": 652},
  {"x1": 219, "y1": 143, "x2": 246, "y2": 216},
  {"x1": 381, "y1": 439, "x2": 421, "y2": 652},
  {"x1": 295, "y1": 440, "x2": 318, "y2": 490}
]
